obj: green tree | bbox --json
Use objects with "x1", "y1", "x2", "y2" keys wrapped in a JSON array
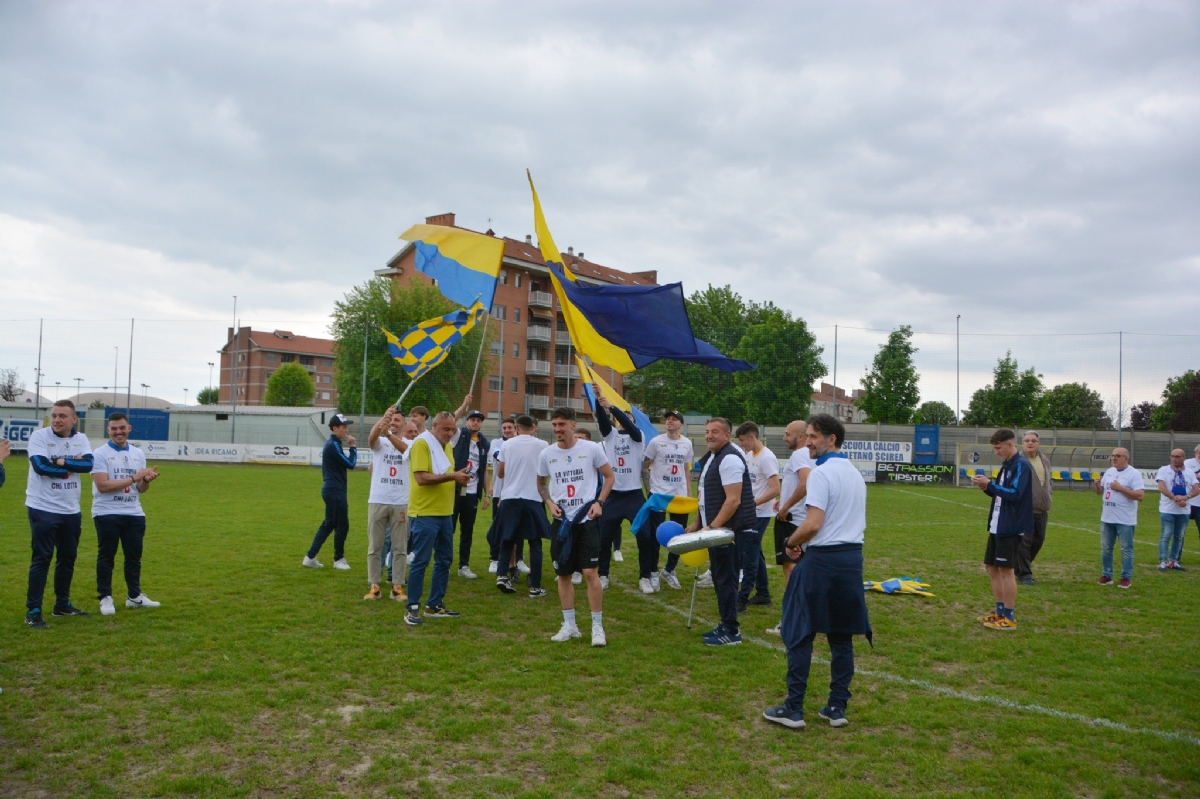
[
  {"x1": 962, "y1": 352, "x2": 1044, "y2": 426},
  {"x1": 1129, "y1": 400, "x2": 1157, "y2": 431},
  {"x1": 330, "y1": 278, "x2": 494, "y2": 416},
  {"x1": 855, "y1": 326, "x2": 920, "y2": 424},
  {"x1": 1037, "y1": 382, "x2": 1111, "y2": 429},
  {"x1": 196, "y1": 387, "x2": 219, "y2": 405},
  {"x1": 912, "y1": 400, "x2": 955, "y2": 425},
  {"x1": 1149, "y1": 370, "x2": 1200, "y2": 431},
  {"x1": 733, "y1": 310, "x2": 826, "y2": 425},
  {"x1": 264, "y1": 362, "x2": 316, "y2": 407}
]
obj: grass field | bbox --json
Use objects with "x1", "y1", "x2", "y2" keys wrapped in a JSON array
[{"x1": 1, "y1": 458, "x2": 1199, "y2": 798}]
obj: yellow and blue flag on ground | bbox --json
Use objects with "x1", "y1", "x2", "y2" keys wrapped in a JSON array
[
  {"x1": 528, "y1": 171, "x2": 753, "y2": 375},
  {"x1": 399, "y1": 224, "x2": 505, "y2": 311},
  {"x1": 383, "y1": 302, "x2": 487, "y2": 382},
  {"x1": 630, "y1": 494, "x2": 700, "y2": 534},
  {"x1": 864, "y1": 577, "x2": 935, "y2": 597}
]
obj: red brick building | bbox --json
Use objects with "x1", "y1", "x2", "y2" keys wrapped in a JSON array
[
  {"x1": 377, "y1": 213, "x2": 657, "y2": 420},
  {"x1": 218, "y1": 328, "x2": 340, "y2": 408}
]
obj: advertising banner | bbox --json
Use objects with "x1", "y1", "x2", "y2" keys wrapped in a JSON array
[
  {"x1": 131, "y1": 441, "x2": 243, "y2": 463},
  {"x1": 876, "y1": 462, "x2": 956, "y2": 485},
  {"x1": 244, "y1": 444, "x2": 313, "y2": 465},
  {"x1": 2, "y1": 418, "x2": 43, "y2": 450},
  {"x1": 842, "y1": 440, "x2": 912, "y2": 482}
]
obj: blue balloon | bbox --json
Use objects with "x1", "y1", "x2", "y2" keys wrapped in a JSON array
[{"x1": 656, "y1": 520, "x2": 686, "y2": 548}]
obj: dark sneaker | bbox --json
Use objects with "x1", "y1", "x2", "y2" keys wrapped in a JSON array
[
  {"x1": 1098, "y1": 575, "x2": 1113, "y2": 586},
  {"x1": 496, "y1": 577, "x2": 516, "y2": 594},
  {"x1": 425, "y1": 605, "x2": 460, "y2": 618},
  {"x1": 1018, "y1": 576, "x2": 1035, "y2": 586},
  {"x1": 529, "y1": 587, "x2": 547, "y2": 598},
  {"x1": 52, "y1": 604, "x2": 89, "y2": 617},
  {"x1": 25, "y1": 610, "x2": 48, "y2": 629},
  {"x1": 403, "y1": 608, "x2": 423, "y2": 626},
  {"x1": 703, "y1": 629, "x2": 742, "y2": 646},
  {"x1": 818, "y1": 705, "x2": 849, "y2": 727},
  {"x1": 762, "y1": 704, "x2": 806, "y2": 729},
  {"x1": 737, "y1": 600, "x2": 748, "y2": 614},
  {"x1": 1170, "y1": 561, "x2": 1187, "y2": 572},
  {"x1": 747, "y1": 595, "x2": 772, "y2": 606},
  {"x1": 1118, "y1": 578, "x2": 1132, "y2": 589},
  {"x1": 701, "y1": 625, "x2": 726, "y2": 640}
]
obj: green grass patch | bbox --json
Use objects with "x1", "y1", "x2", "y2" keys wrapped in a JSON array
[{"x1": 1, "y1": 459, "x2": 1198, "y2": 797}]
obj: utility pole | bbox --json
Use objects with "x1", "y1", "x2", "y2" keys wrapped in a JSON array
[
  {"x1": 832, "y1": 324, "x2": 838, "y2": 421},
  {"x1": 360, "y1": 318, "x2": 370, "y2": 427},
  {"x1": 125, "y1": 318, "x2": 135, "y2": 418},
  {"x1": 230, "y1": 296, "x2": 238, "y2": 444},
  {"x1": 34, "y1": 319, "x2": 43, "y2": 419},
  {"x1": 955, "y1": 314, "x2": 961, "y2": 426}
]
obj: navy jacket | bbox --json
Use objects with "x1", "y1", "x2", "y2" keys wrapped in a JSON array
[
  {"x1": 320, "y1": 435, "x2": 357, "y2": 493},
  {"x1": 0, "y1": 461, "x2": 5, "y2": 488},
  {"x1": 984, "y1": 452, "x2": 1034, "y2": 537},
  {"x1": 452, "y1": 428, "x2": 489, "y2": 496}
]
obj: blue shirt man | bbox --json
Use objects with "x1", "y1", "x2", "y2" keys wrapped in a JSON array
[
  {"x1": 971, "y1": 428, "x2": 1032, "y2": 631},
  {"x1": 303, "y1": 413, "x2": 357, "y2": 570}
]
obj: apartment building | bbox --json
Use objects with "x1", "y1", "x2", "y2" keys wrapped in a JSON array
[
  {"x1": 218, "y1": 328, "x2": 340, "y2": 408},
  {"x1": 377, "y1": 213, "x2": 658, "y2": 420},
  {"x1": 810, "y1": 382, "x2": 869, "y2": 423}
]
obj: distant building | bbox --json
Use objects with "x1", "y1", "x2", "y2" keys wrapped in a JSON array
[
  {"x1": 377, "y1": 213, "x2": 659, "y2": 420},
  {"x1": 810, "y1": 382, "x2": 868, "y2": 424},
  {"x1": 218, "y1": 328, "x2": 339, "y2": 408}
]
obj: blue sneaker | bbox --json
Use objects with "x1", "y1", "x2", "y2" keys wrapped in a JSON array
[
  {"x1": 703, "y1": 629, "x2": 742, "y2": 646},
  {"x1": 404, "y1": 607, "x2": 424, "y2": 626},
  {"x1": 818, "y1": 705, "x2": 848, "y2": 727},
  {"x1": 1169, "y1": 561, "x2": 1187, "y2": 572},
  {"x1": 701, "y1": 625, "x2": 725, "y2": 640},
  {"x1": 763, "y1": 704, "x2": 806, "y2": 729}
]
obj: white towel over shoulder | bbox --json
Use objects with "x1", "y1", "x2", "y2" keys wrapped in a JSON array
[{"x1": 416, "y1": 430, "x2": 452, "y2": 475}]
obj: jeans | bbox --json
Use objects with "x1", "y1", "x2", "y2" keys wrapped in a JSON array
[
  {"x1": 95, "y1": 514, "x2": 146, "y2": 600},
  {"x1": 308, "y1": 489, "x2": 349, "y2": 561},
  {"x1": 1159, "y1": 513, "x2": 1189, "y2": 563},
  {"x1": 786, "y1": 631, "x2": 855, "y2": 712},
  {"x1": 407, "y1": 515, "x2": 454, "y2": 610},
  {"x1": 708, "y1": 542, "x2": 740, "y2": 635},
  {"x1": 1100, "y1": 522, "x2": 1135, "y2": 580},
  {"x1": 737, "y1": 518, "x2": 771, "y2": 602},
  {"x1": 27, "y1": 508, "x2": 83, "y2": 611},
  {"x1": 638, "y1": 511, "x2": 684, "y2": 578},
  {"x1": 453, "y1": 492, "x2": 480, "y2": 569},
  {"x1": 1015, "y1": 511, "x2": 1048, "y2": 580}
]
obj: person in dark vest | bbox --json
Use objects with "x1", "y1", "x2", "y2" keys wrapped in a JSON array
[
  {"x1": 688, "y1": 417, "x2": 757, "y2": 647},
  {"x1": 763, "y1": 413, "x2": 871, "y2": 730},
  {"x1": 450, "y1": 409, "x2": 489, "y2": 579}
]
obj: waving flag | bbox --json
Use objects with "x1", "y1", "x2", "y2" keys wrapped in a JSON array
[
  {"x1": 399, "y1": 224, "x2": 505, "y2": 311},
  {"x1": 528, "y1": 171, "x2": 753, "y2": 374},
  {"x1": 384, "y1": 302, "x2": 487, "y2": 382},
  {"x1": 578, "y1": 357, "x2": 659, "y2": 445},
  {"x1": 630, "y1": 493, "x2": 700, "y2": 534}
]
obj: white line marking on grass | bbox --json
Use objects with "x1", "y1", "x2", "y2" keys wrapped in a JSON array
[
  {"x1": 616, "y1": 581, "x2": 1200, "y2": 747},
  {"x1": 883, "y1": 486, "x2": 1197, "y2": 557}
]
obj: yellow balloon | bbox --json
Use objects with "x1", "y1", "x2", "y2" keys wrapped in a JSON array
[{"x1": 680, "y1": 548, "x2": 709, "y2": 568}]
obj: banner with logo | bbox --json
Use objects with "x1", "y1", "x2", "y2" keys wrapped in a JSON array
[
  {"x1": 2, "y1": 418, "x2": 43, "y2": 450},
  {"x1": 131, "y1": 441, "x2": 243, "y2": 463},
  {"x1": 876, "y1": 462, "x2": 955, "y2": 485},
  {"x1": 842, "y1": 440, "x2": 913, "y2": 482},
  {"x1": 244, "y1": 444, "x2": 313, "y2": 465}
]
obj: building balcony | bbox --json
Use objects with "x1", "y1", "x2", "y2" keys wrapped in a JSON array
[
  {"x1": 554, "y1": 364, "x2": 581, "y2": 379},
  {"x1": 527, "y1": 325, "x2": 552, "y2": 342},
  {"x1": 552, "y1": 397, "x2": 587, "y2": 411},
  {"x1": 525, "y1": 395, "x2": 550, "y2": 410},
  {"x1": 528, "y1": 291, "x2": 553, "y2": 309},
  {"x1": 526, "y1": 359, "x2": 552, "y2": 376}
]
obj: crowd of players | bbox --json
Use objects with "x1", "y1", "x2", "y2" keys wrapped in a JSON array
[{"x1": 8, "y1": 394, "x2": 1200, "y2": 729}]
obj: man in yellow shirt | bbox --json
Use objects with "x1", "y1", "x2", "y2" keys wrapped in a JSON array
[{"x1": 404, "y1": 412, "x2": 470, "y2": 626}]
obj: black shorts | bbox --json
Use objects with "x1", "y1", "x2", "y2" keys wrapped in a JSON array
[
  {"x1": 984, "y1": 534, "x2": 1019, "y2": 568},
  {"x1": 774, "y1": 519, "x2": 800, "y2": 565},
  {"x1": 550, "y1": 517, "x2": 602, "y2": 576}
]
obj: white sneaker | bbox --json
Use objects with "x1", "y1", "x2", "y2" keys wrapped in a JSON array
[
  {"x1": 458, "y1": 566, "x2": 478, "y2": 579},
  {"x1": 662, "y1": 570, "x2": 681, "y2": 590},
  {"x1": 592, "y1": 626, "x2": 607, "y2": 647},
  {"x1": 600, "y1": 576, "x2": 610, "y2": 590},
  {"x1": 551, "y1": 622, "x2": 582, "y2": 642},
  {"x1": 332, "y1": 559, "x2": 351, "y2": 571},
  {"x1": 612, "y1": 550, "x2": 624, "y2": 563},
  {"x1": 639, "y1": 577, "x2": 654, "y2": 594},
  {"x1": 650, "y1": 572, "x2": 661, "y2": 592},
  {"x1": 571, "y1": 571, "x2": 583, "y2": 585},
  {"x1": 696, "y1": 570, "x2": 713, "y2": 588},
  {"x1": 125, "y1": 594, "x2": 161, "y2": 609},
  {"x1": 99, "y1": 596, "x2": 115, "y2": 616},
  {"x1": 302, "y1": 556, "x2": 324, "y2": 569},
  {"x1": 517, "y1": 560, "x2": 531, "y2": 575},
  {"x1": 766, "y1": 623, "x2": 782, "y2": 636},
  {"x1": 488, "y1": 560, "x2": 498, "y2": 574}
]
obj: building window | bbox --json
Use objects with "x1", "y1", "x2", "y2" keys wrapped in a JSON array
[
  {"x1": 322, "y1": 392, "x2": 330, "y2": 400},
  {"x1": 281, "y1": 354, "x2": 295, "y2": 363},
  {"x1": 515, "y1": 273, "x2": 522, "y2": 288},
  {"x1": 512, "y1": 342, "x2": 519, "y2": 358},
  {"x1": 493, "y1": 305, "x2": 506, "y2": 321},
  {"x1": 266, "y1": 353, "x2": 276, "y2": 362},
  {"x1": 321, "y1": 358, "x2": 332, "y2": 367},
  {"x1": 264, "y1": 371, "x2": 272, "y2": 380},
  {"x1": 238, "y1": 353, "x2": 245, "y2": 362},
  {"x1": 299, "y1": 355, "x2": 314, "y2": 366},
  {"x1": 499, "y1": 270, "x2": 508, "y2": 285},
  {"x1": 510, "y1": 377, "x2": 519, "y2": 393},
  {"x1": 488, "y1": 375, "x2": 502, "y2": 392},
  {"x1": 513, "y1": 308, "x2": 521, "y2": 324},
  {"x1": 489, "y1": 341, "x2": 502, "y2": 355}
]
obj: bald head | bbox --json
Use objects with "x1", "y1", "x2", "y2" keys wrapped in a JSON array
[
  {"x1": 1171, "y1": 448, "x2": 1185, "y2": 467},
  {"x1": 1110, "y1": 448, "x2": 1130, "y2": 469},
  {"x1": 783, "y1": 420, "x2": 808, "y2": 452}
]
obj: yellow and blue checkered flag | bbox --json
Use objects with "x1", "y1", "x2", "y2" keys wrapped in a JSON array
[{"x1": 383, "y1": 301, "x2": 487, "y2": 382}]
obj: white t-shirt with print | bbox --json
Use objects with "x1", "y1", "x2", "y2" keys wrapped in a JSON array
[
  {"x1": 1099, "y1": 466, "x2": 1144, "y2": 526},
  {"x1": 91, "y1": 442, "x2": 147, "y2": 517},
  {"x1": 368, "y1": 436, "x2": 409, "y2": 505},
  {"x1": 538, "y1": 439, "x2": 609, "y2": 517},
  {"x1": 803, "y1": 455, "x2": 866, "y2": 549},
  {"x1": 26, "y1": 428, "x2": 92, "y2": 515},
  {"x1": 450, "y1": 430, "x2": 488, "y2": 495},
  {"x1": 745, "y1": 445, "x2": 780, "y2": 518},
  {"x1": 1156, "y1": 464, "x2": 1198, "y2": 515},
  {"x1": 697, "y1": 450, "x2": 748, "y2": 528},
  {"x1": 497, "y1": 435, "x2": 548, "y2": 503},
  {"x1": 779, "y1": 448, "x2": 815, "y2": 524},
  {"x1": 1186, "y1": 458, "x2": 1200, "y2": 509},
  {"x1": 603, "y1": 428, "x2": 646, "y2": 492},
  {"x1": 644, "y1": 434, "x2": 694, "y2": 496}
]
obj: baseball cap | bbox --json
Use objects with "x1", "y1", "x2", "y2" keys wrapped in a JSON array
[
  {"x1": 663, "y1": 410, "x2": 684, "y2": 422},
  {"x1": 466, "y1": 410, "x2": 486, "y2": 420},
  {"x1": 329, "y1": 413, "x2": 353, "y2": 428}
]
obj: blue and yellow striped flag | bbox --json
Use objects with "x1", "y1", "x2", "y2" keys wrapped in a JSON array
[{"x1": 383, "y1": 302, "x2": 487, "y2": 382}]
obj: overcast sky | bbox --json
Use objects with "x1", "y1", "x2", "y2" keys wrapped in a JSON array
[{"x1": 2, "y1": 1, "x2": 1197, "y2": 411}]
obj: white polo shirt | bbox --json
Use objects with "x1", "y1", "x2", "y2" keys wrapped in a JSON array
[
  {"x1": 91, "y1": 441, "x2": 147, "y2": 517},
  {"x1": 804, "y1": 453, "x2": 866, "y2": 549}
]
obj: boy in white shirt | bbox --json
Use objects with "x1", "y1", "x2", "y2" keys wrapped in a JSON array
[
  {"x1": 640, "y1": 410, "x2": 694, "y2": 591},
  {"x1": 1093, "y1": 448, "x2": 1144, "y2": 588},
  {"x1": 735, "y1": 421, "x2": 780, "y2": 611},
  {"x1": 365, "y1": 408, "x2": 411, "y2": 601}
]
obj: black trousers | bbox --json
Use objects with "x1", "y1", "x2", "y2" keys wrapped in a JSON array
[
  {"x1": 598, "y1": 489, "x2": 644, "y2": 577},
  {"x1": 308, "y1": 489, "x2": 349, "y2": 561},
  {"x1": 27, "y1": 508, "x2": 82, "y2": 611},
  {"x1": 95, "y1": 514, "x2": 146, "y2": 600},
  {"x1": 486, "y1": 498, "x2": 524, "y2": 564},
  {"x1": 453, "y1": 492, "x2": 481, "y2": 568},
  {"x1": 786, "y1": 631, "x2": 855, "y2": 712},
  {"x1": 738, "y1": 518, "x2": 772, "y2": 601},
  {"x1": 498, "y1": 537, "x2": 543, "y2": 589},
  {"x1": 709, "y1": 542, "x2": 740, "y2": 634},
  {"x1": 1015, "y1": 511, "x2": 1048, "y2": 579},
  {"x1": 637, "y1": 510, "x2": 685, "y2": 579}
]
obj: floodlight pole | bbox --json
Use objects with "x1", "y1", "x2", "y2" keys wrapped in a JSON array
[
  {"x1": 34, "y1": 319, "x2": 43, "y2": 419},
  {"x1": 230, "y1": 296, "x2": 238, "y2": 444},
  {"x1": 360, "y1": 318, "x2": 369, "y2": 428},
  {"x1": 1117, "y1": 331, "x2": 1123, "y2": 448},
  {"x1": 956, "y1": 314, "x2": 961, "y2": 426},
  {"x1": 832, "y1": 325, "x2": 838, "y2": 420},
  {"x1": 496, "y1": 318, "x2": 505, "y2": 421},
  {"x1": 125, "y1": 318, "x2": 135, "y2": 418}
]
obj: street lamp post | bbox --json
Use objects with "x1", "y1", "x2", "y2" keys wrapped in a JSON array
[
  {"x1": 55, "y1": 381, "x2": 61, "y2": 401},
  {"x1": 208, "y1": 362, "x2": 214, "y2": 393},
  {"x1": 75, "y1": 378, "x2": 83, "y2": 402},
  {"x1": 141, "y1": 383, "x2": 149, "y2": 409},
  {"x1": 955, "y1": 314, "x2": 961, "y2": 426},
  {"x1": 183, "y1": 388, "x2": 189, "y2": 406}
]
